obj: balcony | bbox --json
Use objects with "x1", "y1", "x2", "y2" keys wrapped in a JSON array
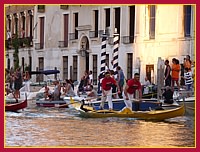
[
  {"x1": 5, "y1": 40, "x2": 11, "y2": 49},
  {"x1": 24, "y1": 37, "x2": 33, "y2": 47},
  {"x1": 69, "y1": 33, "x2": 78, "y2": 40},
  {"x1": 58, "y1": 41, "x2": 68, "y2": 48},
  {"x1": 122, "y1": 36, "x2": 134, "y2": 44},
  {"x1": 35, "y1": 43, "x2": 44, "y2": 50},
  {"x1": 5, "y1": 37, "x2": 33, "y2": 49},
  {"x1": 89, "y1": 31, "x2": 98, "y2": 38}
]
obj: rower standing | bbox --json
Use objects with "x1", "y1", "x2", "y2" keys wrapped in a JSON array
[{"x1": 123, "y1": 73, "x2": 142, "y2": 110}]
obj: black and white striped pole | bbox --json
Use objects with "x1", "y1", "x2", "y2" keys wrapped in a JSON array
[
  {"x1": 113, "y1": 28, "x2": 119, "y2": 77},
  {"x1": 98, "y1": 32, "x2": 107, "y2": 94},
  {"x1": 100, "y1": 33, "x2": 107, "y2": 75}
]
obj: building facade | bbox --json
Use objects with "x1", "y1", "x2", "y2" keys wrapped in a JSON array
[{"x1": 5, "y1": 5, "x2": 195, "y2": 85}]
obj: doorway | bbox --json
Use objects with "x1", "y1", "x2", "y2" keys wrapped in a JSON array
[{"x1": 146, "y1": 64, "x2": 154, "y2": 84}]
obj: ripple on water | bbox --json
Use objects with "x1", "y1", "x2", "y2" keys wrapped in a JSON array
[{"x1": 5, "y1": 106, "x2": 195, "y2": 147}]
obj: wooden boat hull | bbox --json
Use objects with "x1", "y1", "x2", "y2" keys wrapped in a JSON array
[
  {"x1": 77, "y1": 104, "x2": 185, "y2": 121},
  {"x1": 36, "y1": 99, "x2": 68, "y2": 108},
  {"x1": 5, "y1": 99, "x2": 27, "y2": 111}
]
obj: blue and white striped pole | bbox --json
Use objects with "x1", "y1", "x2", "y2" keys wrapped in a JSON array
[{"x1": 113, "y1": 28, "x2": 119, "y2": 77}]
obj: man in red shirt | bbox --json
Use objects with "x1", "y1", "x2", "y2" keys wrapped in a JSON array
[
  {"x1": 100, "y1": 72, "x2": 120, "y2": 110},
  {"x1": 124, "y1": 73, "x2": 142, "y2": 110}
]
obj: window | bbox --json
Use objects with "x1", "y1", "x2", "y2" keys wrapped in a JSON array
[
  {"x1": 127, "y1": 53, "x2": 133, "y2": 80},
  {"x1": 7, "y1": 58, "x2": 10, "y2": 70},
  {"x1": 114, "y1": 7, "x2": 120, "y2": 35},
  {"x1": 14, "y1": 13, "x2": 18, "y2": 35},
  {"x1": 28, "y1": 10, "x2": 33, "y2": 40},
  {"x1": 38, "y1": 57, "x2": 44, "y2": 82},
  {"x1": 74, "y1": 13, "x2": 78, "y2": 39},
  {"x1": 63, "y1": 14, "x2": 69, "y2": 47},
  {"x1": 40, "y1": 17, "x2": 44, "y2": 49},
  {"x1": 149, "y1": 5, "x2": 156, "y2": 39},
  {"x1": 63, "y1": 56, "x2": 68, "y2": 80},
  {"x1": 21, "y1": 13, "x2": 25, "y2": 38},
  {"x1": 38, "y1": 5, "x2": 45, "y2": 13},
  {"x1": 72, "y1": 56, "x2": 78, "y2": 81},
  {"x1": 129, "y1": 6, "x2": 135, "y2": 43},
  {"x1": 93, "y1": 55, "x2": 98, "y2": 85},
  {"x1": 93, "y1": 10, "x2": 99, "y2": 37},
  {"x1": 22, "y1": 57, "x2": 25, "y2": 73},
  {"x1": 105, "y1": 8, "x2": 110, "y2": 28},
  {"x1": 184, "y1": 5, "x2": 192, "y2": 37}
]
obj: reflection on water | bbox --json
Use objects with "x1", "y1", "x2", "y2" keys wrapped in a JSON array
[{"x1": 5, "y1": 106, "x2": 195, "y2": 147}]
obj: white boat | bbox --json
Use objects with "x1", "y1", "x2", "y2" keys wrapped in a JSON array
[
  {"x1": 178, "y1": 96, "x2": 195, "y2": 116},
  {"x1": 36, "y1": 98, "x2": 67, "y2": 108},
  {"x1": 5, "y1": 85, "x2": 43, "y2": 103}
]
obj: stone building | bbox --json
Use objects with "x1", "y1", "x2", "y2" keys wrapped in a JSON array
[{"x1": 5, "y1": 5, "x2": 195, "y2": 85}]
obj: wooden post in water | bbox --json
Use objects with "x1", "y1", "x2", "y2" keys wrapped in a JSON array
[{"x1": 157, "y1": 57, "x2": 164, "y2": 101}]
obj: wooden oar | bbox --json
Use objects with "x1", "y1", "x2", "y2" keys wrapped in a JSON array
[
  {"x1": 54, "y1": 97, "x2": 80, "y2": 108},
  {"x1": 11, "y1": 90, "x2": 18, "y2": 103},
  {"x1": 55, "y1": 101, "x2": 80, "y2": 108},
  {"x1": 130, "y1": 98, "x2": 161, "y2": 104}
]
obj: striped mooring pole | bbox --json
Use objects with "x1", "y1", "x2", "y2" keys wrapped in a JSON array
[
  {"x1": 98, "y1": 32, "x2": 107, "y2": 94},
  {"x1": 112, "y1": 28, "x2": 119, "y2": 77},
  {"x1": 100, "y1": 33, "x2": 107, "y2": 75}
]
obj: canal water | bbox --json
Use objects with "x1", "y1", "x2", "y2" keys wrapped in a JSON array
[{"x1": 5, "y1": 102, "x2": 195, "y2": 148}]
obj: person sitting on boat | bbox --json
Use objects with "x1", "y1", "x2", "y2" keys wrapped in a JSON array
[
  {"x1": 44, "y1": 84, "x2": 52, "y2": 100},
  {"x1": 86, "y1": 84, "x2": 98, "y2": 101},
  {"x1": 52, "y1": 80, "x2": 61, "y2": 101},
  {"x1": 123, "y1": 73, "x2": 142, "y2": 111},
  {"x1": 162, "y1": 86, "x2": 173, "y2": 104},
  {"x1": 100, "y1": 71, "x2": 120, "y2": 110},
  {"x1": 62, "y1": 79, "x2": 75, "y2": 97},
  {"x1": 142, "y1": 76, "x2": 151, "y2": 95}
]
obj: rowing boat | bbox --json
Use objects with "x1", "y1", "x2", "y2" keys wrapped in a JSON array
[
  {"x1": 5, "y1": 99, "x2": 27, "y2": 112},
  {"x1": 36, "y1": 98, "x2": 67, "y2": 108},
  {"x1": 72, "y1": 100, "x2": 185, "y2": 121},
  {"x1": 78, "y1": 105, "x2": 184, "y2": 121}
]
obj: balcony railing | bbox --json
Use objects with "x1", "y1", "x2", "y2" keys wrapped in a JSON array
[
  {"x1": 24, "y1": 37, "x2": 33, "y2": 47},
  {"x1": 98, "y1": 30, "x2": 111, "y2": 38},
  {"x1": 122, "y1": 36, "x2": 134, "y2": 44},
  {"x1": 69, "y1": 32, "x2": 78, "y2": 40},
  {"x1": 5, "y1": 36, "x2": 33, "y2": 49},
  {"x1": 58, "y1": 41, "x2": 68, "y2": 48},
  {"x1": 35, "y1": 43, "x2": 44, "y2": 50},
  {"x1": 69, "y1": 33, "x2": 75, "y2": 40},
  {"x1": 5, "y1": 40, "x2": 10, "y2": 49},
  {"x1": 89, "y1": 30, "x2": 98, "y2": 38}
]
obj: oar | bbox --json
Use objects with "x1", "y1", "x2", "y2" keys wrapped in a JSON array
[
  {"x1": 54, "y1": 97, "x2": 80, "y2": 108},
  {"x1": 130, "y1": 98, "x2": 161, "y2": 104},
  {"x1": 10, "y1": 90, "x2": 18, "y2": 103}
]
